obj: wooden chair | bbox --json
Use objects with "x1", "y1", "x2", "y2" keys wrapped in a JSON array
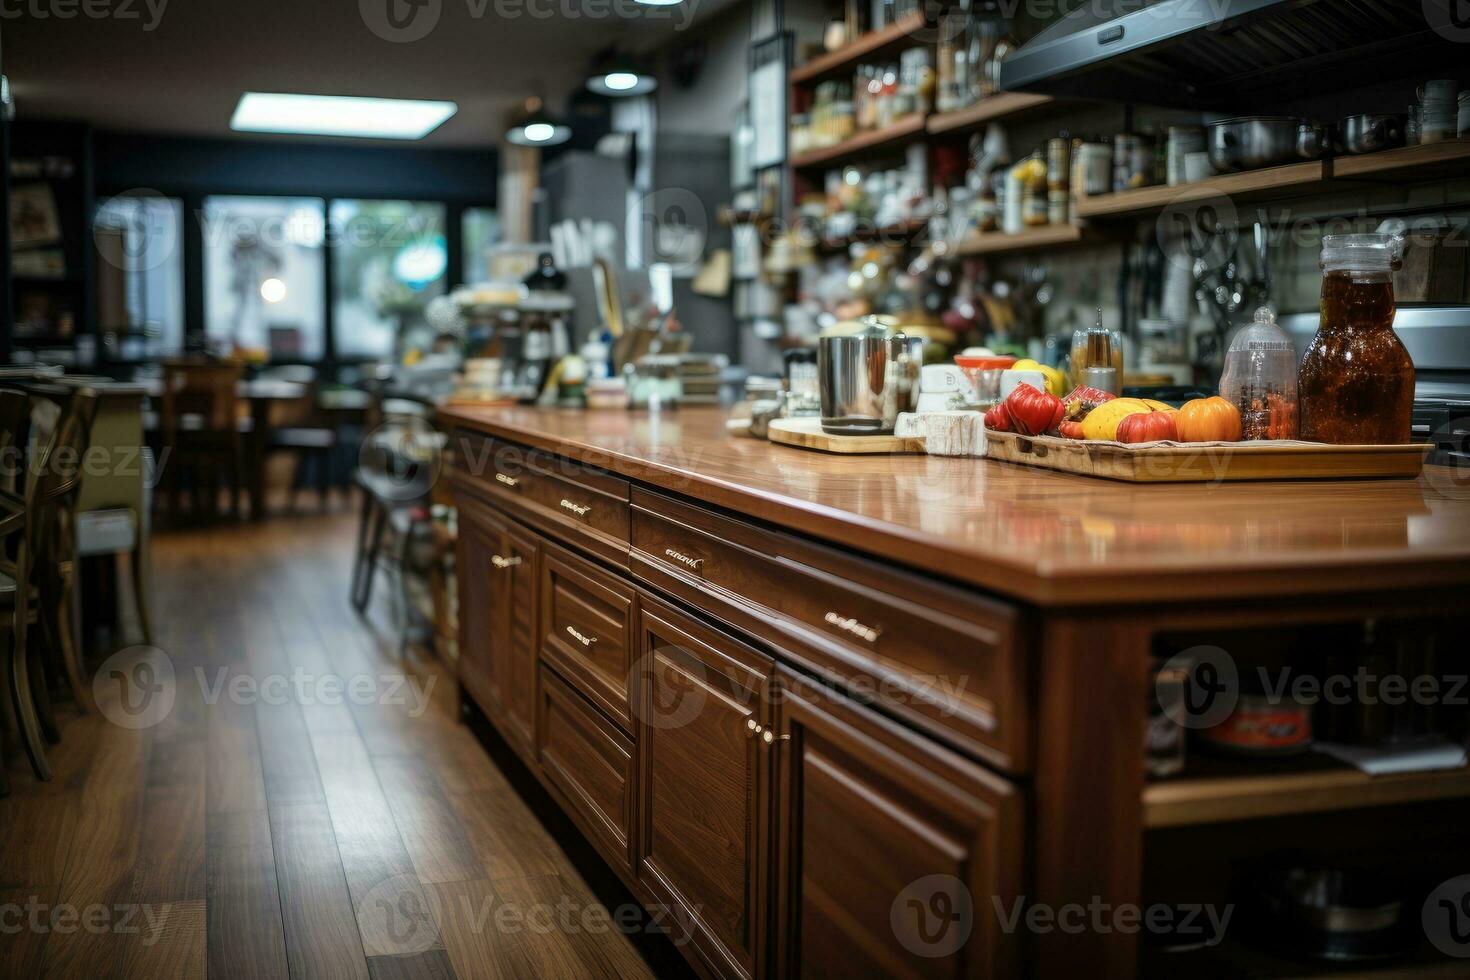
[
  {"x1": 159, "y1": 359, "x2": 245, "y2": 522},
  {"x1": 261, "y1": 366, "x2": 338, "y2": 513},
  {"x1": 0, "y1": 387, "x2": 98, "y2": 783}
]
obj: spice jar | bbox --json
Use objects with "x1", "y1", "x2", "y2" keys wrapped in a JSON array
[
  {"x1": 1220, "y1": 307, "x2": 1300, "y2": 440},
  {"x1": 1298, "y1": 235, "x2": 1415, "y2": 444}
]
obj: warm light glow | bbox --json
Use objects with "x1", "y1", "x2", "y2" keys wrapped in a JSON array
[
  {"x1": 230, "y1": 92, "x2": 457, "y2": 140},
  {"x1": 522, "y1": 122, "x2": 556, "y2": 143},
  {"x1": 603, "y1": 72, "x2": 640, "y2": 91},
  {"x1": 260, "y1": 278, "x2": 287, "y2": 303}
]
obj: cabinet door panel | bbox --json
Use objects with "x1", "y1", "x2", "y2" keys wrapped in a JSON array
[
  {"x1": 456, "y1": 498, "x2": 508, "y2": 716},
  {"x1": 636, "y1": 597, "x2": 773, "y2": 980},
  {"x1": 775, "y1": 668, "x2": 1024, "y2": 980},
  {"x1": 501, "y1": 521, "x2": 539, "y2": 753}
]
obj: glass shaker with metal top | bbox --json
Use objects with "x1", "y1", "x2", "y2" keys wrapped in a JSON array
[{"x1": 1298, "y1": 235, "x2": 1415, "y2": 444}]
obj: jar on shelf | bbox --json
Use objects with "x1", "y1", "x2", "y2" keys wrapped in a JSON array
[
  {"x1": 1220, "y1": 308, "x2": 1299, "y2": 440},
  {"x1": 1298, "y1": 234, "x2": 1415, "y2": 444}
]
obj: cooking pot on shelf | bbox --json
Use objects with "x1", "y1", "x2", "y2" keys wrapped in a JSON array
[
  {"x1": 1206, "y1": 116, "x2": 1301, "y2": 173},
  {"x1": 818, "y1": 315, "x2": 923, "y2": 435},
  {"x1": 1339, "y1": 113, "x2": 1406, "y2": 154}
]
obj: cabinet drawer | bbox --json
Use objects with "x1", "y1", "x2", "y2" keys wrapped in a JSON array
[
  {"x1": 536, "y1": 667, "x2": 635, "y2": 873},
  {"x1": 453, "y1": 430, "x2": 630, "y2": 567},
  {"x1": 631, "y1": 489, "x2": 1028, "y2": 772},
  {"x1": 540, "y1": 540, "x2": 636, "y2": 731}
]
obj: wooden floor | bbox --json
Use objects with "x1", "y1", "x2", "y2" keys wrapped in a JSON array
[{"x1": 0, "y1": 508, "x2": 690, "y2": 979}]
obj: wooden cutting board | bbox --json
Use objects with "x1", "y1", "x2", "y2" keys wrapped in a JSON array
[
  {"x1": 985, "y1": 431, "x2": 1432, "y2": 483},
  {"x1": 767, "y1": 417, "x2": 926, "y2": 454}
]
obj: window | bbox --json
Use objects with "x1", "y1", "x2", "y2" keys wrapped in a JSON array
[
  {"x1": 461, "y1": 207, "x2": 500, "y2": 283},
  {"x1": 330, "y1": 200, "x2": 447, "y2": 361},
  {"x1": 202, "y1": 196, "x2": 326, "y2": 360},
  {"x1": 93, "y1": 194, "x2": 185, "y2": 356}
]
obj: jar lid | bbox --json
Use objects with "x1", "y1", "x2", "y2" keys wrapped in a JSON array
[{"x1": 1320, "y1": 233, "x2": 1403, "y2": 273}]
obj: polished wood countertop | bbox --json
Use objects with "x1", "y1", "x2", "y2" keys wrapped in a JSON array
[{"x1": 440, "y1": 404, "x2": 1470, "y2": 607}]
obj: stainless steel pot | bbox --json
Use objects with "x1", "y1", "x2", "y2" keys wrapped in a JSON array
[
  {"x1": 1207, "y1": 116, "x2": 1301, "y2": 172},
  {"x1": 1340, "y1": 113, "x2": 1406, "y2": 154},
  {"x1": 1296, "y1": 120, "x2": 1333, "y2": 160},
  {"x1": 818, "y1": 318, "x2": 923, "y2": 435}
]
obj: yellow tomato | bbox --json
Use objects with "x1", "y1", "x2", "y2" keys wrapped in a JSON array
[{"x1": 1080, "y1": 398, "x2": 1154, "y2": 441}]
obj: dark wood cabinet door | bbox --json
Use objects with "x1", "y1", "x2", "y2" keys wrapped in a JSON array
[
  {"x1": 499, "y1": 521, "x2": 539, "y2": 755},
  {"x1": 635, "y1": 596, "x2": 774, "y2": 980},
  {"x1": 773, "y1": 667, "x2": 1024, "y2": 980},
  {"x1": 456, "y1": 498, "x2": 509, "y2": 716}
]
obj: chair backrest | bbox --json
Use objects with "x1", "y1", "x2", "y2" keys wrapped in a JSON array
[
  {"x1": 0, "y1": 388, "x2": 29, "y2": 498},
  {"x1": 161, "y1": 359, "x2": 242, "y2": 435},
  {"x1": 0, "y1": 388, "x2": 98, "y2": 583}
]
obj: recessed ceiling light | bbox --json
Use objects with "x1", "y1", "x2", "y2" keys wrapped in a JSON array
[
  {"x1": 230, "y1": 92, "x2": 457, "y2": 140},
  {"x1": 587, "y1": 69, "x2": 657, "y2": 97}
]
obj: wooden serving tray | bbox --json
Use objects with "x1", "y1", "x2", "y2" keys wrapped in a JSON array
[
  {"x1": 985, "y1": 431, "x2": 1432, "y2": 483},
  {"x1": 767, "y1": 417, "x2": 925, "y2": 455}
]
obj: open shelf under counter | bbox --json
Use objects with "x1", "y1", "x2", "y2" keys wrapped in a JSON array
[
  {"x1": 789, "y1": 12, "x2": 928, "y2": 86},
  {"x1": 948, "y1": 222, "x2": 1096, "y2": 256},
  {"x1": 926, "y1": 93, "x2": 1057, "y2": 135},
  {"x1": 1143, "y1": 752, "x2": 1470, "y2": 829},
  {"x1": 790, "y1": 114, "x2": 927, "y2": 170},
  {"x1": 1077, "y1": 159, "x2": 1328, "y2": 220}
]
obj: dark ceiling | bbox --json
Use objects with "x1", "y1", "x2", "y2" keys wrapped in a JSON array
[{"x1": 0, "y1": 0, "x2": 738, "y2": 147}]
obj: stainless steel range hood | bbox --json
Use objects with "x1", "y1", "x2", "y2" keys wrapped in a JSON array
[{"x1": 1000, "y1": 0, "x2": 1465, "y2": 110}]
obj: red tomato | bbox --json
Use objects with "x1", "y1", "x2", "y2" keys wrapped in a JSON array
[
  {"x1": 1116, "y1": 411, "x2": 1178, "y2": 444},
  {"x1": 1003, "y1": 383, "x2": 1064, "y2": 437}
]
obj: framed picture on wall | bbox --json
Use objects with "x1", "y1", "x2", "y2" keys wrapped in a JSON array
[{"x1": 748, "y1": 33, "x2": 789, "y2": 171}]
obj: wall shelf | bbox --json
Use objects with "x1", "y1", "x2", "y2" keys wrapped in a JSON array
[
  {"x1": 948, "y1": 222, "x2": 1094, "y2": 257},
  {"x1": 790, "y1": 114, "x2": 927, "y2": 170},
  {"x1": 1143, "y1": 759, "x2": 1470, "y2": 829},
  {"x1": 1332, "y1": 137, "x2": 1470, "y2": 180},
  {"x1": 927, "y1": 94, "x2": 1057, "y2": 135},
  {"x1": 816, "y1": 217, "x2": 929, "y2": 252},
  {"x1": 789, "y1": 13, "x2": 928, "y2": 86},
  {"x1": 1078, "y1": 139, "x2": 1470, "y2": 220},
  {"x1": 1077, "y1": 160, "x2": 1328, "y2": 220}
]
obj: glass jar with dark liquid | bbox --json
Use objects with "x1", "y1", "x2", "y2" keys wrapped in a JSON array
[{"x1": 1298, "y1": 235, "x2": 1415, "y2": 444}]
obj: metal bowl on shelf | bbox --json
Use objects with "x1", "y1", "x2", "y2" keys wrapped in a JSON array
[{"x1": 1206, "y1": 116, "x2": 1302, "y2": 172}]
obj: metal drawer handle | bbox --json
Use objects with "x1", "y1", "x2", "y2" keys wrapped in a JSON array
[
  {"x1": 491, "y1": 555, "x2": 521, "y2": 569},
  {"x1": 823, "y1": 611, "x2": 881, "y2": 645},
  {"x1": 560, "y1": 498, "x2": 591, "y2": 518},
  {"x1": 566, "y1": 626, "x2": 597, "y2": 647},
  {"x1": 746, "y1": 719, "x2": 760, "y2": 737},
  {"x1": 762, "y1": 729, "x2": 789, "y2": 745},
  {"x1": 495, "y1": 472, "x2": 519, "y2": 488},
  {"x1": 664, "y1": 548, "x2": 704, "y2": 571}
]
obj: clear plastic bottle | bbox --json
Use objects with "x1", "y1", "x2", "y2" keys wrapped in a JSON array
[{"x1": 1219, "y1": 307, "x2": 1300, "y2": 441}]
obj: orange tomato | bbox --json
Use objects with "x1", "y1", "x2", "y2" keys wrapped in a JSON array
[{"x1": 1175, "y1": 396, "x2": 1242, "y2": 443}]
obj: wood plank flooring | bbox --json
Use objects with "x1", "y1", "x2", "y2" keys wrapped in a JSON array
[{"x1": 0, "y1": 509, "x2": 691, "y2": 980}]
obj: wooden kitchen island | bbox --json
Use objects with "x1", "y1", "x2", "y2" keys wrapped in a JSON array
[{"x1": 441, "y1": 404, "x2": 1470, "y2": 979}]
